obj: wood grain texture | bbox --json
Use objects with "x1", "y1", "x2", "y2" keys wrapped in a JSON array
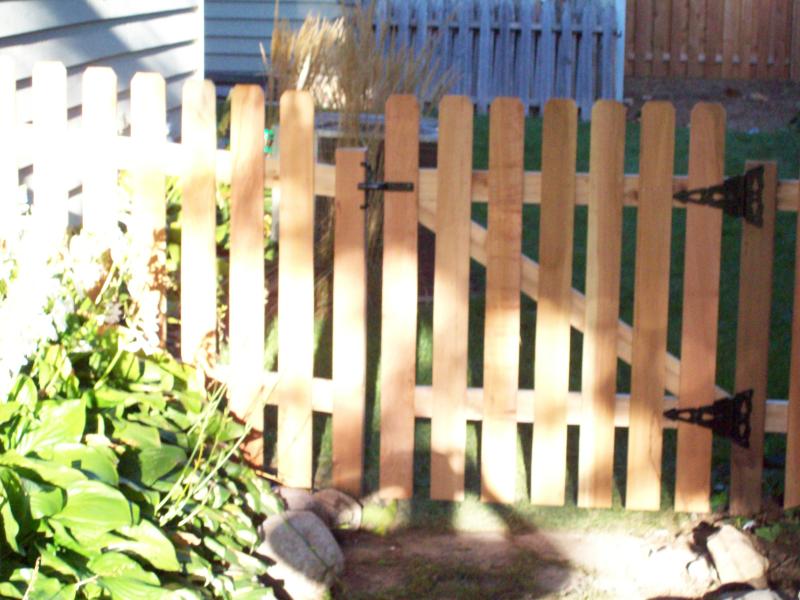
[
  {"x1": 81, "y1": 67, "x2": 117, "y2": 237},
  {"x1": 379, "y1": 95, "x2": 420, "y2": 499},
  {"x1": 130, "y1": 72, "x2": 167, "y2": 346},
  {"x1": 756, "y1": 0, "x2": 774, "y2": 79},
  {"x1": 634, "y1": 0, "x2": 654, "y2": 75},
  {"x1": 626, "y1": 102, "x2": 675, "y2": 511},
  {"x1": 705, "y1": 0, "x2": 725, "y2": 78},
  {"x1": 180, "y1": 80, "x2": 217, "y2": 366},
  {"x1": 481, "y1": 97, "x2": 524, "y2": 504},
  {"x1": 431, "y1": 97, "x2": 473, "y2": 501},
  {"x1": 33, "y1": 62, "x2": 68, "y2": 245},
  {"x1": 675, "y1": 103, "x2": 725, "y2": 514},
  {"x1": 786, "y1": 175, "x2": 800, "y2": 508},
  {"x1": 578, "y1": 100, "x2": 625, "y2": 509},
  {"x1": 229, "y1": 85, "x2": 266, "y2": 466},
  {"x1": 0, "y1": 57, "x2": 15, "y2": 242},
  {"x1": 793, "y1": 0, "x2": 800, "y2": 80},
  {"x1": 664, "y1": 0, "x2": 680, "y2": 76},
  {"x1": 722, "y1": 0, "x2": 740, "y2": 78},
  {"x1": 730, "y1": 162, "x2": 777, "y2": 515},
  {"x1": 277, "y1": 90, "x2": 315, "y2": 487},
  {"x1": 687, "y1": 0, "x2": 707, "y2": 77},
  {"x1": 332, "y1": 149, "x2": 367, "y2": 498},
  {"x1": 531, "y1": 99, "x2": 578, "y2": 507},
  {"x1": 739, "y1": 0, "x2": 756, "y2": 78}
]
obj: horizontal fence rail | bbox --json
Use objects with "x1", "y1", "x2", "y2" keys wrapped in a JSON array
[{"x1": 3, "y1": 59, "x2": 800, "y2": 515}]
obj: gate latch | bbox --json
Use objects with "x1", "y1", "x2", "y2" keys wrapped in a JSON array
[
  {"x1": 663, "y1": 389, "x2": 753, "y2": 448},
  {"x1": 357, "y1": 162, "x2": 414, "y2": 209},
  {"x1": 673, "y1": 165, "x2": 764, "y2": 227}
]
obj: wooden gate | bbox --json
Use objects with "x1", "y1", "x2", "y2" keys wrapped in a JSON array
[{"x1": 4, "y1": 59, "x2": 800, "y2": 515}]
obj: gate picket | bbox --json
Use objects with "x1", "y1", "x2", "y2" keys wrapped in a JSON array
[
  {"x1": 626, "y1": 102, "x2": 675, "y2": 511},
  {"x1": 82, "y1": 67, "x2": 117, "y2": 238},
  {"x1": 431, "y1": 96, "x2": 473, "y2": 501},
  {"x1": 675, "y1": 103, "x2": 725, "y2": 513},
  {"x1": 277, "y1": 90, "x2": 315, "y2": 486},
  {"x1": 531, "y1": 99, "x2": 578, "y2": 507},
  {"x1": 379, "y1": 95, "x2": 420, "y2": 499},
  {"x1": 180, "y1": 80, "x2": 217, "y2": 366},
  {"x1": 332, "y1": 149, "x2": 367, "y2": 497},
  {"x1": 130, "y1": 72, "x2": 167, "y2": 345},
  {"x1": 578, "y1": 100, "x2": 625, "y2": 509},
  {"x1": 230, "y1": 84, "x2": 266, "y2": 466},
  {"x1": 481, "y1": 97, "x2": 524, "y2": 505},
  {"x1": 731, "y1": 162, "x2": 777, "y2": 515}
]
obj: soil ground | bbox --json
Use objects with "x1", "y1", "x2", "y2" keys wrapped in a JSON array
[{"x1": 331, "y1": 76, "x2": 800, "y2": 600}]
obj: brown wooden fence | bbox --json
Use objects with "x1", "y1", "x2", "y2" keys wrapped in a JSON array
[
  {"x1": 625, "y1": 0, "x2": 800, "y2": 80},
  {"x1": 5, "y1": 59, "x2": 800, "y2": 515}
]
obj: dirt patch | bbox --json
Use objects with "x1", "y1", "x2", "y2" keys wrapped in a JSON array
[{"x1": 624, "y1": 77, "x2": 800, "y2": 132}]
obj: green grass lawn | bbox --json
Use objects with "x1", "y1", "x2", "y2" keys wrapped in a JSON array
[{"x1": 261, "y1": 116, "x2": 799, "y2": 527}]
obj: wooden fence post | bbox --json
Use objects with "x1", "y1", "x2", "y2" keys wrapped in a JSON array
[
  {"x1": 332, "y1": 149, "x2": 367, "y2": 497},
  {"x1": 675, "y1": 103, "x2": 726, "y2": 513},
  {"x1": 130, "y1": 72, "x2": 167, "y2": 346},
  {"x1": 481, "y1": 97, "x2": 524, "y2": 505},
  {"x1": 626, "y1": 102, "x2": 675, "y2": 511},
  {"x1": 0, "y1": 56, "x2": 16, "y2": 242},
  {"x1": 730, "y1": 162, "x2": 777, "y2": 515},
  {"x1": 180, "y1": 80, "x2": 217, "y2": 367},
  {"x1": 379, "y1": 95, "x2": 420, "y2": 499},
  {"x1": 786, "y1": 168, "x2": 800, "y2": 508},
  {"x1": 229, "y1": 84, "x2": 266, "y2": 466},
  {"x1": 82, "y1": 67, "x2": 118, "y2": 238},
  {"x1": 277, "y1": 90, "x2": 315, "y2": 487},
  {"x1": 578, "y1": 100, "x2": 625, "y2": 509},
  {"x1": 33, "y1": 62, "x2": 68, "y2": 245},
  {"x1": 431, "y1": 96, "x2": 473, "y2": 502}
]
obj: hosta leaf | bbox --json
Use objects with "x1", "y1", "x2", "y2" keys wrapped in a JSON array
[
  {"x1": 113, "y1": 351, "x2": 141, "y2": 383},
  {"x1": 16, "y1": 399, "x2": 86, "y2": 456},
  {"x1": 9, "y1": 375, "x2": 37, "y2": 410},
  {"x1": 0, "y1": 467, "x2": 30, "y2": 553},
  {"x1": 3, "y1": 567, "x2": 76, "y2": 600},
  {"x1": 52, "y1": 480, "x2": 138, "y2": 534},
  {"x1": 50, "y1": 443, "x2": 119, "y2": 486},
  {"x1": 0, "y1": 452, "x2": 87, "y2": 488},
  {"x1": 22, "y1": 477, "x2": 65, "y2": 518},
  {"x1": 89, "y1": 551, "x2": 159, "y2": 584},
  {"x1": 98, "y1": 576, "x2": 181, "y2": 600},
  {"x1": 138, "y1": 445, "x2": 187, "y2": 486},
  {"x1": 36, "y1": 541, "x2": 84, "y2": 579},
  {"x1": 113, "y1": 519, "x2": 180, "y2": 572},
  {"x1": 0, "y1": 402, "x2": 21, "y2": 426},
  {"x1": 88, "y1": 388, "x2": 166, "y2": 411},
  {"x1": 111, "y1": 419, "x2": 161, "y2": 449}
]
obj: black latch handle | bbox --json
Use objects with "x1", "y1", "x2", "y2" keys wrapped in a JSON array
[{"x1": 357, "y1": 161, "x2": 414, "y2": 209}]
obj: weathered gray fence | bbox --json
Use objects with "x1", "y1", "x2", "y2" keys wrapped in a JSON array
[{"x1": 375, "y1": 0, "x2": 622, "y2": 119}]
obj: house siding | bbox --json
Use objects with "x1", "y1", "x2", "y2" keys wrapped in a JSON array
[
  {"x1": 0, "y1": 0, "x2": 203, "y2": 134},
  {"x1": 205, "y1": 0, "x2": 343, "y2": 83}
]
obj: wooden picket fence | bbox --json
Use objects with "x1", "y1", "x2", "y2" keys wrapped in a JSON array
[
  {"x1": 4, "y1": 59, "x2": 800, "y2": 515},
  {"x1": 374, "y1": 0, "x2": 623, "y2": 118},
  {"x1": 625, "y1": 0, "x2": 800, "y2": 80}
]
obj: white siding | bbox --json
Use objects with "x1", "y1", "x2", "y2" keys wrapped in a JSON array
[
  {"x1": 205, "y1": 0, "x2": 343, "y2": 82},
  {"x1": 0, "y1": 0, "x2": 203, "y2": 134}
]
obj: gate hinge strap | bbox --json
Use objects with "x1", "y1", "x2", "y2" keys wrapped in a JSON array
[{"x1": 673, "y1": 165, "x2": 764, "y2": 227}]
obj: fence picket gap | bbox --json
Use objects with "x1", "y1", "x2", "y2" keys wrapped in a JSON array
[
  {"x1": 180, "y1": 80, "x2": 217, "y2": 367},
  {"x1": 229, "y1": 84, "x2": 266, "y2": 466},
  {"x1": 675, "y1": 102, "x2": 726, "y2": 514},
  {"x1": 33, "y1": 61, "x2": 68, "y2": 245},
  {"x1": 626, "y1": 101, "x2": 675, "y2": 511},
  {"x1": 730, "y1": 162, "x2": 777, "y2": 515},
  {"x1": 481, "y1": 97, "x2": 524, "y2": 505},
  {"x1": 277, "y1": 90, "x2": 315, "y2": 486},
  {"x1": 431, "y1": 96, "x2": 473, "y2": 502},
  {"x1": 332, "y1": 149, "x2": 367, "y2": 498},
  {"x1": 0, "y1": 56, "x2": 16, "y2": 242},
  {"x1": 130, "y1": 72, "x2": 167, "y2": 346},
  {"x1": 82, "y1": 67, "x2": 118, "y2": 238},
  {"x1": 578, "y1": 99, "x2": 625, "y2": 509},
  {"x1": 531, "y1": 98, "x2": 577, "y2": 507},
  {"x1": 379, "y1": 94, "x2": 420, "y2": 500},
  {"x1": 786, "y1": 181, "x2": 800, "y2": 507}
]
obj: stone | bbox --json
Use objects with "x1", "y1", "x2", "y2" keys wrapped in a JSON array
[
  {"x1": 277, "y1": 487, "x2": 332, "y2": 528},
  {"x1": 708, "y1": 588, "x2": 783, "y2": 600},
  {"x1": 687, "y1": 555, "x2": 718, "y2": 588},
  {"x1": 312, "y1": 488, "x2": 362, "y2": 530},
  {"x1": 257, "y1": 510, "x2": 344, "y2": 600},
  {"x1": 706, "y1": 524, "x2": 769, "y2": 589}
]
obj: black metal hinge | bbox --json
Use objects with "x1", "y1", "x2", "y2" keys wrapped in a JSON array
[
  {"x1": 663, "y1": 389, "x2": 753, "y2": 448},
  {"x1": 357, "y1": 162, "x2": 414, "y2": 209},
  {"x1": 673, "y1": 165, "x2": 764, "y2": 227}
]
